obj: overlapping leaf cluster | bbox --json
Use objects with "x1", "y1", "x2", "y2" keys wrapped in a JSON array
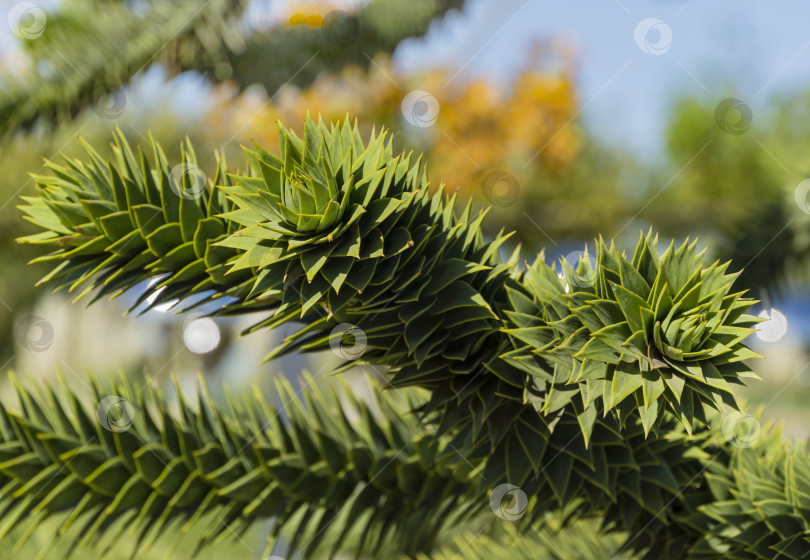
[
  {"x1": 16, "y1": 117, "x2": 804, "y2": 560},
  {"x1": 218, "y1": 115, "x2": 430, "y2": 320},
  {"x1": 473, "y1": 405, "x2": 718, "y2": 560},
  {"x1": 694, "y1": 423, "x2": 810, "y2": 559},
  {"x1": 18, "y1": 118, "x2": 524, "y2": 459},
  {"x1": 498, "y1": 232, "x2": 761, "y2": 442},
  {"x1": 17, "y1": 131, "x2": 251, "y2": 313},
  {"x1": 218, "y1": 116, "x2": 513, "y2": 375},
  {"x1": 0, "y1": 374, "x2": 473, "y2": 558},
  {"x1": 200, "y1": 116, "x2": 530, "y2": 459}
]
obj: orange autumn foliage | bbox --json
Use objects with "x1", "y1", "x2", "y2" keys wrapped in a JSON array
[{"x1": 204, "y1": 47, "x2": 580, "y2": 202}]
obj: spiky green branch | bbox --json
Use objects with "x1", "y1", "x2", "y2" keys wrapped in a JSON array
[
  {"x1": 17, "y1": 116, "x2": 803, "y2": 559},
  {"x1": 18, "y1": 117, "x2": 759, "y2": 438},
  {"x1": 498, "y1": 236, "x2": 762, "y2": 438},
  {"x1": 18, "y1": 130, "x2": 250, "y2": 310},
  {"x1": 4, "y1": 371, "x2": 807, "y2": 559},
  {"x1": 0, "y1": 373, "x2": 475, "y2": 558}
]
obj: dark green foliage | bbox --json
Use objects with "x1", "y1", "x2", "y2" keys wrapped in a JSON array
[
  {"x1": 499, "y1": 234, "x2": 762, "y2": 440},
  {"x1": 694, "y1": 423, "x2": 810, "y2": 559},
  {"x1": 15, "y1": 116, "x2": 808, "y2": 559},
  {"x1": 17, "y1": 130, "x2": 246, "y2": 312},
  {"x1": 0, "y1": 373, "x2": 473, "y2": 558}
]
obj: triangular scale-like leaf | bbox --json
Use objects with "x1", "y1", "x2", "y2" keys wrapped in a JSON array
[{"x1": 607, "y1": 365, "x2": 644, "y2": 410}]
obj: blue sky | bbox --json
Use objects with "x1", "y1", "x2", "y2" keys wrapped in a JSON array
[{"x1": 394, "y1": 0, "x2": 810, "y2": 155}]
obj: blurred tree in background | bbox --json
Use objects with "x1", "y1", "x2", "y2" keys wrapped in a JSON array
[
  {"x1": 0, "y1": 0, "x2": 463, "y2": 134},
  {"x1": 643, "y1": 96, "x2": 790, "y2": 296},
  {"x1": 0, "y1": 0, "x2": 248, "y2": 133},
  {"x1": 204, "y1": 44, "x2": 634, "y2": 245},
  {"x1": 638, "y1": 92, "x2": 810, "y2": 299},
  {"x1": 229, "y1": 0, "x2": 465, "y2": 93},
  {"x1": 0, "y1": 0, "x2": 469, "y2": 368}
]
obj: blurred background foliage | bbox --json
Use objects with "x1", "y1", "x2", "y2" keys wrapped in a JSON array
[{"x1": 3, "y1": 0, "x2": 810, "y2": 555}]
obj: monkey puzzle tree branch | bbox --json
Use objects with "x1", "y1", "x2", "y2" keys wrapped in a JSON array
[
  {"x1": 0, "y1": 373, "x2": 474, "y2": 558},
  {"x1": 18, "y1": 116, "x2": 760, "y2": 440},
  {"x1": 16, "y1": 115, "x2": 799, "y2": 559}
]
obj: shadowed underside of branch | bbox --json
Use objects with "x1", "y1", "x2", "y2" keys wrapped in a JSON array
[
  {"x1": 0, "y1": 373, "x2": 474, "y2": 559},
  {"x1": 3, "y1": 370, "x2": 808, "y2": 560}
]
